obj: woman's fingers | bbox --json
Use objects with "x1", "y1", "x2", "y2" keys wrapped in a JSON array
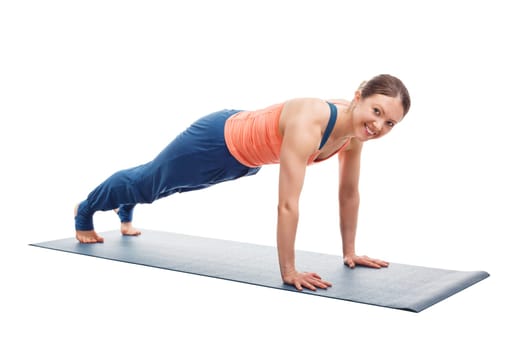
[
  {"x1": 362, "y1": 257, "x2": 389, "y2": 268},
  {"x1": 344, "y1": 256, "x2": 356, "y2": 268},
  {"x1": 292, "y1": 272, "x2": 332, "y2": 291},
  {"x1": 304, "y1": 281, "x2": 316, "y2": 291},
  {"x1": 294, "y1": 280, "x2": 303, "y2": 291},
  {"x1": 345, "y1": 255, "x2": 390, "y2": 269},
  {"x1": 360, "y1": 258, "x2": 382, "y2": 268},
  {"x1": 311, "y1": 272, "x2": 322, "y2": 280},
  {"x1": 375, "y1": 259, "x2": 389, "y2": 267},
  {"x1": 306, "y1": 273, "x2": 332, "y2": 289}
]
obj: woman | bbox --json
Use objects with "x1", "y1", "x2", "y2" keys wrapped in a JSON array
[{"x1": 74, "y1": 74, "x2": 411, "y2": 291}]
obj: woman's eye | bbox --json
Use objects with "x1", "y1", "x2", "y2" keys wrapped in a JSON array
[
  {"x1": 387, "y1": 121, "x2": 395, "y2": 127},
  {"x1": 373, "y1": 108, "x2": 380, "y2": 116}
]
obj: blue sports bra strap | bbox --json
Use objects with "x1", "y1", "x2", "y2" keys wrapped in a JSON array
[{"x1": 319, "y1": 102, "x2": 337, "y2": 149}]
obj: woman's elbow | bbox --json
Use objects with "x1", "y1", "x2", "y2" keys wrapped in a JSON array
[
  {"x1": 277, "y1": 200, "x2": 299, "y2": 216},
  {"x1": 339, "y1": 189, "x2": 360, "y2": 204}
]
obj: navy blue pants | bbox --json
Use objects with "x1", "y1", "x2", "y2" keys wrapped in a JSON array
[{"x1": 75, "y1": 109, "x2": 261, "y2": 231}]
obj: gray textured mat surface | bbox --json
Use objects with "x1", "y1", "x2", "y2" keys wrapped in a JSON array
[{"x1": 31, "y1": 229, "x2": 489, "y2": 312}]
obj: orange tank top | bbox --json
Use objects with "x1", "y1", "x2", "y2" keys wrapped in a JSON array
[
  {"x1": 224, "y1": 101, "x2": 350, "y2": 167},
  {"x1": 224, "y1": 103, "x2": 283, "y2": 167}
]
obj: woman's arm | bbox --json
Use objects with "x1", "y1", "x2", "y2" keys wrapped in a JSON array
[
  {"x1": 338, "y1": 139, "x2": 362, "y2": 259},
  {"x1": 277, "y1": 99, "x2": 332, "y2": 291},
  {"x1": 338, "y1": 139, "x2": 389, "y2": 268}
]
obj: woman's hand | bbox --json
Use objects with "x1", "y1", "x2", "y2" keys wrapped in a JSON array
[
  {"x1": 283, "y1": 271, "x2": 332, "y2": 291},
  {"x1": 344, "y1": 254, "x2": 389, "y2": 269}
]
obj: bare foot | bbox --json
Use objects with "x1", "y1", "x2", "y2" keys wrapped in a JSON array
[
  {"x1": 120, "y1": 222, "x2": 141, "y2": 236},
  {"x1": 74, "y1": 204, "x2": 104, "y2": 243},
  {"x1": 76, "y1": 229, "x2": 105, "y2": 243},
  {"x1": 113, "y1": 208, "x2": 141, "y2": 236}
]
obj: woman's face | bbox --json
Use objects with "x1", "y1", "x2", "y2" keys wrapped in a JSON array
[{"x1": 352, "y1": 93, "x2": 405, "y2": 142}]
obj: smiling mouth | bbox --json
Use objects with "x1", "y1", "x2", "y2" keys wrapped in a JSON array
[{"x1": 365, "y1": 123, "x2": 377, "y2": 137}]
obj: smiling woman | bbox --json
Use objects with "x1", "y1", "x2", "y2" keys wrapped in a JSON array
[
  {"x1": 73, "y1": 74, "x2": 411, "y2": 292},
  {"x1": 354, "y1": 74, "x2": 410, "y2": 140}
]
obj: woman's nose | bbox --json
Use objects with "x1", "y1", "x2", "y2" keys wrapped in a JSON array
[{"x1": 373, "y1": 120, "x2": 383, "y2": 132}]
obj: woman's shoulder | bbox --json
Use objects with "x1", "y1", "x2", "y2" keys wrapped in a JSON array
[
  {"x1": 280, "y1": 98, "x2": 331, "y2": 121},
  {"x1": 327, "y1": 98, "x2": 352, "y2": 106},
  {"x1": 282, "y1": 98, "x2": 352, "y2": 112},
  {"x1": 283, "y1": 97, "x2": 325, "y2": 106},
  {"x1": 282, "y1": 97, "x2": 334, "y2": 114},
  {"x1": 279, "y1": 98, "x2": 329, "y2": 134}
]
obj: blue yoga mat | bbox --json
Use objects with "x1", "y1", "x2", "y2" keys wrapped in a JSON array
[{"x1": 31, "y1": 229, "x2": 489, "y2": 312}]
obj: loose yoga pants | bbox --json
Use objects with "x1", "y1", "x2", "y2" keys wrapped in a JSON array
[{"x1": 75, "y1": 109, "x2": 261, "y2": 231}]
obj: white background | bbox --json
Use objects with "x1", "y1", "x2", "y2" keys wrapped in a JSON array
[{"x1": 1, "y1": 0, "x2": 524, "y2": 348}]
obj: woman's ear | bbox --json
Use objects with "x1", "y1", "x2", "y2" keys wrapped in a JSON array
[{"x1": 353, "y1": 90, "x2": 362, "y2": 102}]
